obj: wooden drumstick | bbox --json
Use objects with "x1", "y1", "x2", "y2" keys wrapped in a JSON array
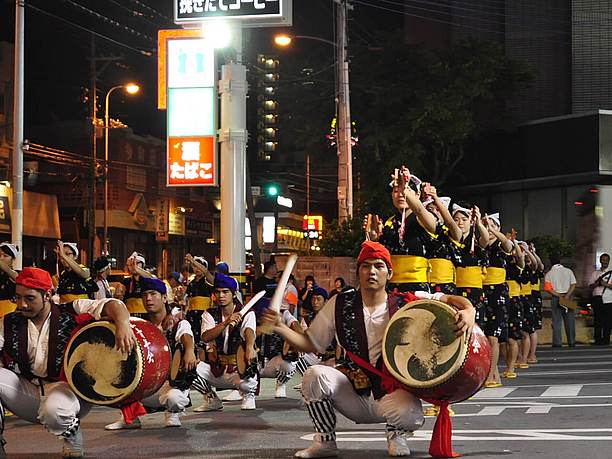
[
  {"x1": 365, "y1": 213, "x2": 372, "y2": 241},
  {"x1": 260, "y1": 253, "x2": 298, "y2": 335}
]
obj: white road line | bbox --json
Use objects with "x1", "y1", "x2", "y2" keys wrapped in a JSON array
[
  {"x1": 517, "y1": 368, "x2": 612, "y2": 376},
  {"x1": 489, "y1": 382, "x2": 612, "y2": 389},
  {"x1": 534, "y1": 354, "x2": 612, "y2": 361},
  {"x1": 541, "y1": 384, "x2": 583, "y2": 397},
  {"x1": 519, "y1": 361, "x2": 612, "y2": 368},
  {"x1": 472, "y1": 394, "x2": 612, "y2": 400},
  {"x1": 475, "y1": 406, "x2": 508, "y2": 415},
  {"x1": 472, "y1": 387, "x2": 518, "y2": 399},
  {"x1": 301, "y1": 429, "x2": 612, "y2": 442}
]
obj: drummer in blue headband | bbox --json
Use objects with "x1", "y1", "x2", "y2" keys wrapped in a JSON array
[{"x1": 194, "y1": 272, "x2": 259, "y2": 412}]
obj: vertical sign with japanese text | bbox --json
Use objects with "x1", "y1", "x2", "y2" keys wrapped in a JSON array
[
  {"x1": 156, "y1": 198, "x2": 170, "y2": 242},
  {"x1": 164, "y1": 34, "x2": 218, "y2": 187}
]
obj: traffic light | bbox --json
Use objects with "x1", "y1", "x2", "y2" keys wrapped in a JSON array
[
  {"x1": 266, "y1": 184, "x2": 279, "y2": 197},
  {"x1": 257, "y1": 54, "x2": 280, "y2": 161}
]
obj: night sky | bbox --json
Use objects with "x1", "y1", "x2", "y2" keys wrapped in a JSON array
[{"x1": 0, "y1": 0, "x2": 402, "y2": 143}]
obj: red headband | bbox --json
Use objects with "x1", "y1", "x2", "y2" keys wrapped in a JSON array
[
  {"x1": 357, "y1": 241, "x2": 393, "y2": 271},
  {"x1": 16, "y1": 267, "x2": 53, "y2": 291}
]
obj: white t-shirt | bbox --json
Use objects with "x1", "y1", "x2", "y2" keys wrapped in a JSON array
[
  {"x1": 306, "y1": 291, "x2": 444, "y2": 366},
  {"x1": 173, "y1": 319, "x2": 194, "y2": 344},
  {"x1": 0, "y1": 298, "x2": 117, "y2": 378},
  {"x1": 201, "y1": 309, "x2": 256, "y2": 353},
  {"x1": 589, "y1": 268, "x2": 612, "y2": 297},
  {"x1": 545, "y1": 264, "x2": 576, "y2": 294},
  {"x1": 281, "y1": 309, "x2": 297, "y2": 328}
]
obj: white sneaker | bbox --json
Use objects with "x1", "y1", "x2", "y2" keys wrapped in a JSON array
[
  {"x1": 61, "y1": 428, "x2": 84, "y2": 458},
  {"x1": 164, "y1": 412, "x2": 181, "y2": 428},
  {"x1": 104, "y1": 417, "x2": 142, "y2": 431},
  {"x1": 294, "y1": 438, "x2": 338, "y2": 458},
  {"x1": 194, "y1": 393, "x2": 223, "y2": 412},
  {"x1": 241, "y1": 393, "x2": 256, "y2": 410},
  {"x1": 275, "y1": 383, "x2": 287, "y2": 398},
  {"x1": 386, "y1": 430, "x2": 412, "y2": 457},
  {"x1": 223, "y1": 389, "x2": 242, "y2": 401}
]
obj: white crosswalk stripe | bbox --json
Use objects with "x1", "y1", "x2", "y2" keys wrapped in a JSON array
[{"x1": 541, "y1": 385, "x2": 582, "y2": 397}]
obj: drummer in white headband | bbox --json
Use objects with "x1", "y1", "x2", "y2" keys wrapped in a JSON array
[
  {"x1": 122, "y1": 252, "x2": 153, "y2": 316},
  {"x1": 0, "y1": 242, "x2": 18, "y2": 317},
  {"x1": 364, "y1": 165, "x2": 438, "y2": 295},
  {"x1": 261, "y1": 241, "x2": 475, "y2": 458},
  {"x1": 54, "y1": 241, "x2": 96, "y2": 304},
  {"x1": 481, "y1": 212, "x2": 513, "y2": 388}
]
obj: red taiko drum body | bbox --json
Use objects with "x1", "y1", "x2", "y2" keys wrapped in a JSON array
[
  {"x1": 64, "y1": 318, "x2": 171, "y2": 407},
  {"x1": 383, "y1": 299, "x2": 491, "y2": 404}
]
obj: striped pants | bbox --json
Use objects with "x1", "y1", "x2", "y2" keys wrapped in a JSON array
[
  {"x1": 301, "y1": 365, "x2": 424, "y2": 441},
  {"x1": 259, "y1": 355, "x2": 297, "y2": 385}
]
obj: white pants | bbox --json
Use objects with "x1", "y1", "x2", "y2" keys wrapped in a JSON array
[
  {"x1": 302, "y1": 365, "x2": 424, "y2": 433},
  {"x1": 196, "y1": 362, "x2": 258, "y2": 395},
  {"x1": 140, "y1": 381, "x2": 190, "y2": 413},
  {"x1": 260, "y1": 355, "x2": 297, "y2": 384},
  {"x1": 0, "y1": 368, "x2": 91, "y2": 436}
]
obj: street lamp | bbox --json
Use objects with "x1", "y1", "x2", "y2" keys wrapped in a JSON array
[
  {"x1": 103, "y1": 83, "x2": 140, "y2": 255},
  {"x1": 273, "y1": 10, "x2": 354, "y2": 224}
]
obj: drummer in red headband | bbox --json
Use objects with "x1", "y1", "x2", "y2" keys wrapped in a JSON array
[
  {"x1": 0, "y1": 267, "x2": 135, "y2": 458},
  {"x1": 262, "y1": 241, "x2": 475, "y2": 458}
]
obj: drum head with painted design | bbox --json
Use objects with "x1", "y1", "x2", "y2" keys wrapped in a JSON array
[
  {"x1": 64, "y1": 321, "x2": 143, "y2": 405},
  {"x1": 383, "y1": 299, "x2": 467, "y2": 389}
]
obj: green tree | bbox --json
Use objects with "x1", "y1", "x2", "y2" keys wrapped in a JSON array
[
  {"x1": 349, "y1": 33, "x2": 532, "y2": 216},
  {"x1": 319, "y1": 218, "x2": 364, "y2": 257},
  {"x1": 529, "y1": 235, "x2": 575, "y2": 267}
]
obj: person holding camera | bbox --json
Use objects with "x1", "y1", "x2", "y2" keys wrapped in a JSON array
[{"x1": 589, "y1": 253, "x2": 612, "y2": 345}]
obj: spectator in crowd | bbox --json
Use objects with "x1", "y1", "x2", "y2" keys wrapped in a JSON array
[
  {"x1": 253, "y1": 260, "x2": 278, "y2": 297},
  {"x1": 279, "y1": 272, "x2": 299, "y2": 316},
  {"x1": 299, "y1": 275, "x2": 316, "y2": 311},
  {"x1": 329, "y1": 277, "x2": 346, "y2": 298},
  {"x1": 544, "y1": 253, "x2": 577, "y2": 347},
  {"x1": 588, "y1": 253, "x2": 611, "y2": 345}
]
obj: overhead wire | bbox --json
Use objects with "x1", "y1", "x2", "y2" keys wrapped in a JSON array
[
  {"x1": 62, "y1": 0, "x2": 156, "y2": 42},
  {"x1": 352, "y1": 0, "x2": 571, "y2": 45},
  {"x1": 25, "y1": 3, "x2": 154, "y2": 57}
]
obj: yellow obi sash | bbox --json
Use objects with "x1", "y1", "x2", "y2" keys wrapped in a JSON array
[
  {"x1": 126, "y1": 297, "x2": 146, "y2": 314},
  {"x1": 456, "y1": 266, "x2": 483, "y2": 289},
  {"x1": 428, "y1": 258, "x2": 455, "y2": 285},
  {"x1": 0, "y1": 299, "x2": 16, "y2": 318},
  {"x1": 520, "y1": 282, "x2": 532, "y2": 296},
  {"x1": 390, "y1": 255, "x2": 429, "y2": 284},
  {"x1": 532, "y1": 281, "x2": 541, "y2": 292},
  {"x1": 483, "y1": 267, "x2": 507, "y2": 286},
  {"x1": 507, "y1": 280, "x2": 521, "y2": 298},
  {"x1": 59, "y1": 293, "x2": 89, "y2": 304},
  {"x1": 189, "y1": 296, "x2": 211, "y2": 311}
]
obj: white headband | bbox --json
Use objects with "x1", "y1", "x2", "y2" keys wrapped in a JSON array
[
  {"x1": 422, "y1": 196, "x2": 451, "y2": 210},
  {"x1": 0, "y1": 242, "x2": 18, "y2": 259},
  {"x1": 128, "y1": 251, "x2": 145, "y2": 266},
  {"x1": 193, "y1": 256, "x2": 208, "y2": 268},
  {"x1": 452, "y1": 204, "x2": 471, "y2": 216},
  {"x1": 64, "y1": 242, "x2": 79, "y2": 258},
  {"x1": 488, "y1": 213, "x2": 501, "y2": 227}
]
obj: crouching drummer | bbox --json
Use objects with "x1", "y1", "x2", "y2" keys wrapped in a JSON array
[
  {"x1": 194, "y1": 272, "x2": 258, "y2": 412},
  {"x1": 105, "y1": 277, "x2": 198, "y2": 431},
  {"x1": 0, "y1": 267, "x2": 135, "y2": 458},
  {"x1": 261, "y1": 241, "x2": 475, "y2": 458}
]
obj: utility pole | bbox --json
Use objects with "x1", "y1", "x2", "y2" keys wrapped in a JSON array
[
  {"x1": 12, "y1": 0, "x2": 25, "y2": 270},
  {"x1": 336, "y1": 0, "x2": 353, "y2": 224},
  {"x1": 89, "y1": 35, "x2": 97, "y2": 262},
  {"x1": 219, "y1": 25, "x2": 247, "y2": 279}
]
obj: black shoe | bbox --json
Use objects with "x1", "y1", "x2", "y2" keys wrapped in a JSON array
[
  {"x1": 568, "y1": 343, "x2": 576, "y2": 348},
  {"x1": 552, "y1": 344, "x2": 562, "y2": 348}
]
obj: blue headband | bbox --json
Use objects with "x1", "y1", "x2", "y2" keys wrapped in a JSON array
[
  {"x1": 140, "y1": 277, "x2": 167, "y2": 295},
  {"x1": 312, "y1": 286, "x2": 329, "y2": 300},
  {"x1": 214, "y1": 272, "x2": 239, "y2": 292}
]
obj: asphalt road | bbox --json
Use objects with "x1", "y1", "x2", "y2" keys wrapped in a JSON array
[{"x1": 4, "y1": 345, "x2": 612, "y2": 458}]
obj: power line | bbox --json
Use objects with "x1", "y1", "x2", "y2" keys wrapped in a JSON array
[
  {"x1": 352, "y1": 0, "x2": 571, "y2": 45},
  {"x1": 63, "y1": 0, "x2": 156, "y2": 43},
  {"x1": 26, "y1": 3, "x2": 154, "y2": 57},
  {"x1": 104, "y1": 0, "x2": 167, "y2": 29}
]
